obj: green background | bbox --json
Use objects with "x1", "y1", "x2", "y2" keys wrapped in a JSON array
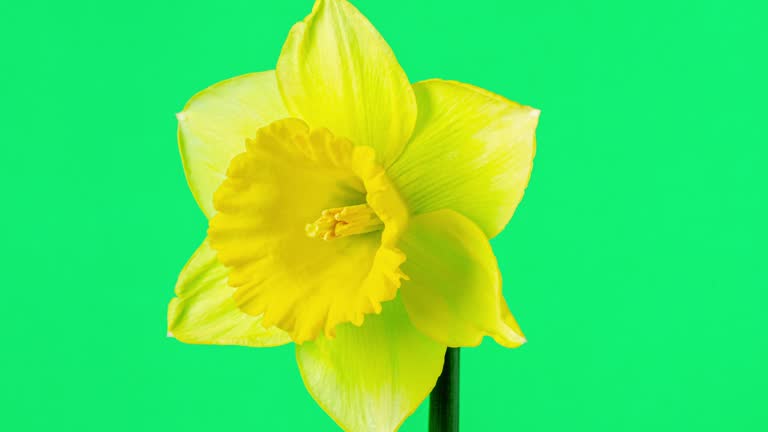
[{"x1": 2, "y1": 0, "x2": 765, "y2": 430}]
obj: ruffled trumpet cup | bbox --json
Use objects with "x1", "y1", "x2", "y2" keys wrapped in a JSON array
[{"x1": 168, "y1": 0, "x2": 539, "y2": 431}]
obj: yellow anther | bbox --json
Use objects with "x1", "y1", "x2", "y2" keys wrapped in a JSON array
[{"x1": 305, "y1": 204, "x2": 384, "y2": 241}]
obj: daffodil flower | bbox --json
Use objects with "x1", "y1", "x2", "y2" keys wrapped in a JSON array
[{"x1": 167, "y1": 0, "x2": 539, "y2": 430}]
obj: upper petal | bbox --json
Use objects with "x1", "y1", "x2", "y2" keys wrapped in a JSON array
[
  {"x1": 388, "y1": 79, "x2": 540, "y2": 238},
  {"x1": 296, "y1": 296, "x2": 445, "y2": 432},
  {"x1": 398, "y1": 209, "x2": 526, "y2": 348},
  {"x1": 177, "y1": 71, "x2": 289, "y2": 217},
  {"x1": 167, "y1": 239, "x2": 291, "y2": 347},
  {"x1": 276, "y1": 0, "x2": 416, "y2": 166}
]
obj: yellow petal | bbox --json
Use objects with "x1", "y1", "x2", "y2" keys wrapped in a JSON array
[
  {"x1": 208, "y1": 119, "x2": 409, "y2": 343},
  {"x1": 297, "y1": 296, "x2": 445, "y2": 432},
  {"x1": 167, "y1": 239, "x2": 290, "y2": 346},
  {"x1": 389, "y1": 79, "x2": 540, "y2": 238},
  {"x1": 398, "y1": 209, "x2": 526, "y2": 348},
  {"x1": 276, "y1": 0, "x2": 416, "y2": 166},
  {"x1": 178, "y1": 71, "x2": 289, "y2": 217}
]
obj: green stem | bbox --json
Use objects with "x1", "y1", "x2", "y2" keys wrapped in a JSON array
[{"x1": 429, "y1": 348, "x2": 460, "y2": 432}]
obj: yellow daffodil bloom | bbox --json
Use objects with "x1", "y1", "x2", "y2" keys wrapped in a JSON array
[{"x1": 167, "y1": 0, "x2": 539, "y2": 430}]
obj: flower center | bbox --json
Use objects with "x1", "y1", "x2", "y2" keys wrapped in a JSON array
[
  {"x1": 209, "y1": 118, "x2": 412, "y2": 342},
  {"x1": 305, "y1": 203, "x2": 384, "y2": 241}
]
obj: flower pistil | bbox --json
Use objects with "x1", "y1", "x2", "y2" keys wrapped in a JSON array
[{"x1": 305, "y1": 204, "x2": 384, "y2": 241}]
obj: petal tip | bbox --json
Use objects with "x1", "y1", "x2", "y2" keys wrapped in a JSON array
[{"x1": 525, "y1": 107, "x2": 541, "y2": 121}]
